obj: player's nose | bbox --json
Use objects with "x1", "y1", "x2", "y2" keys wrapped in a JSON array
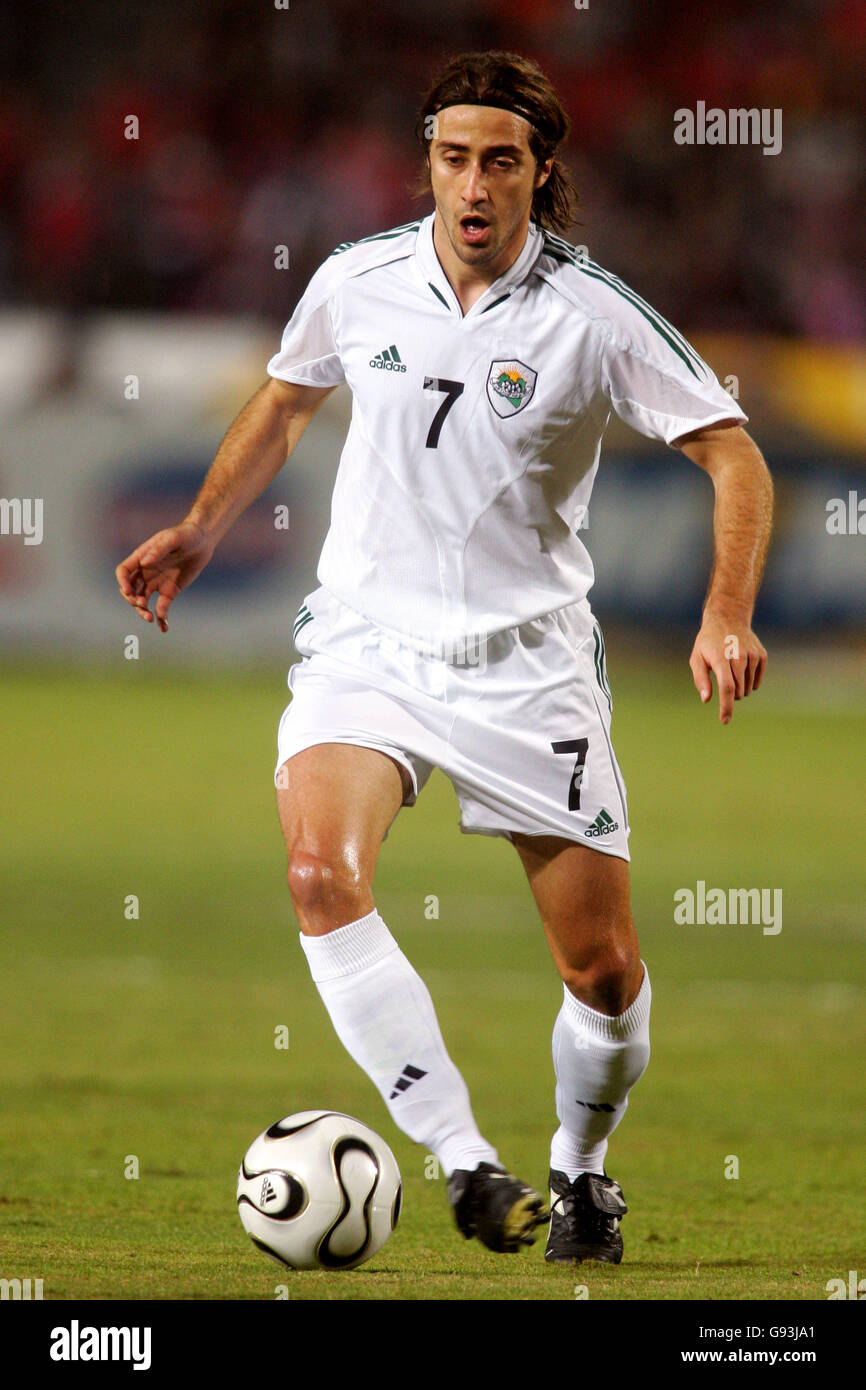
[{"x1": 459, "y1": 162, "x2": 487, "y2": 202}]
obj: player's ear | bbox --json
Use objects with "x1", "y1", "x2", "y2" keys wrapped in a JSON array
[{"x1": 534, "y1": 157, "x2": 554, "y2": 190}]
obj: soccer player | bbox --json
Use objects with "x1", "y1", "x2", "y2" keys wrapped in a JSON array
[{"x1": 117, "y1": 52, "x2": 772, "y2": 1264}]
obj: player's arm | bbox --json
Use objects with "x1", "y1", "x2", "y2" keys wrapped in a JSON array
[
  {"x1": 115, "y1": 378, "x2": 335, "y2": 631},
  {"x1": 674, "y1": 421, "x2": 773, "y2": 725}
]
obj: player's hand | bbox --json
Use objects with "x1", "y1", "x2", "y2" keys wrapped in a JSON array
[
  {"x1": 689, "y1": 613, "x2": 767, "y2": 725},
  {"x1": 115, "y1": 521, "x2": 214, "y2": 632}
]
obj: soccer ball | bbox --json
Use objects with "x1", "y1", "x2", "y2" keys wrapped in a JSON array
[{"x1": 236, "y1": 1110, "x2": 402, "y2": 1270}]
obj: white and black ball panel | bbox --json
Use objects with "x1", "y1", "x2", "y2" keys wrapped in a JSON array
[
  {"x1": 264, "y1": 1110, "x2": 344, "y2": 1140},
  {"x1": 316, "y1": 1137, "x2": 380, "y2": 1267},
  {"x1": 247, "y1": 1231, "x2": 296, "y2": 1269},
  {"x1": 236, "y1": 1110, "x2": 401, "y2": 1271}
]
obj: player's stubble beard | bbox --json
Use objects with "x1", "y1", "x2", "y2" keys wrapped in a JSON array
[{"x1": 434, "y1": 195, "x2": 534, "y2": 273}]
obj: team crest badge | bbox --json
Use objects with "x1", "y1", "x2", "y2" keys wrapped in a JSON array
[{"x1": 486, "y1": 360, "x2": 537, "y2": 418}]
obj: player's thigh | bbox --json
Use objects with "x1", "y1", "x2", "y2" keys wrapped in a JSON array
[
  {"x1": 276, "y1": 742, "x2": 408, "y2": 882},
  {"x1": 513, "y1": 833, "x2": 641, "y2": 1005},
  {"x1": 514, "y1": 833, "x2": 632, "y2": 923}
]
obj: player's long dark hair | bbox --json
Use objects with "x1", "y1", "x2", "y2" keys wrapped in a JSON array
[{"x1": 414, "y1": 51, "x2": 578, "y2": 234}]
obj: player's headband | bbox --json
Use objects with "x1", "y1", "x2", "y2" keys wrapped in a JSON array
[{"x1": 427, "y1": 97, "x2": 556, "y2": 150}]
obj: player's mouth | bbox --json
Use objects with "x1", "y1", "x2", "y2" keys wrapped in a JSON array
[{"x1": 459, "y1": 214, "x2": 490, "y2": 244}]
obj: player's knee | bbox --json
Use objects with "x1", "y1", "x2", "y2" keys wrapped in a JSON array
[
  {"x1": 285, "y1": 846, "x2": 368, "y2": 924},
  {"x1": 563, "y1": 942, "x2": 642, "y2": 1016}
]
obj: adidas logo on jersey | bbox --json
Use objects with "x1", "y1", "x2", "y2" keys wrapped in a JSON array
[
  {"x1": 369, "y1": 344, "x2": 407, "y2": 372},
  {"x1": 584, "y1": 808, "x2": 619, "y2": 838}
]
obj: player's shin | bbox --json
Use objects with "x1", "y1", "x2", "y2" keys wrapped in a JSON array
[
  {"x1": 298, "y1": 908, "x2": 499, "y2": 1177},
  {"x1": 550, "y1": 965, "x2": 651, "y2": 1178}
]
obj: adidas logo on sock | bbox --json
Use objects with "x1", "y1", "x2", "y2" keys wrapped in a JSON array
[
  {"x1": 260, "y1": 1177, "x2": 279, "y2": 1205},
  {"x1": 369, "y1": 344, "x2": 407, "y2": 372},
  {"x1": 584, "y1": 808, "x2": 619, "y2": 838},
  {"x1": 576, "y1": 1100, "x2": 616, "y2": 1113},
  {"x1": 389, "y1": 1062, "x2": 427, "y2": 1099}
]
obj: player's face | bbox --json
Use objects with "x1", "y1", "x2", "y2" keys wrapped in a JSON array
[{"x1": 428, "y1": 105, "x2": 552, "y2": 272}]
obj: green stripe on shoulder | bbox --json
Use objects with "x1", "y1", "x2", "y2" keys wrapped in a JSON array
[
  {"x1": 542, "y1": 234, "x2": 707, "y2": 382},
  {"x1": 329, "y1": 221, "x2": 422, "y2": 257},
  {"x1": 293, "y1": 612, "x2": 314, "y2": 642},
  {"x1": 582, "y1": 259, "x2": 707, "y2": 380},
  {"x1": 579, "y1": 262, "x2": 704, "y2": 381},
  {"x1": 541, "y1": 231, "x2": 581, "y2": 266}
]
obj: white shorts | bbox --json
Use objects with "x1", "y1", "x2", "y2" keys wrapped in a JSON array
[{"x1": 274, "y1": 586, "x2": 630, "y2": 859}]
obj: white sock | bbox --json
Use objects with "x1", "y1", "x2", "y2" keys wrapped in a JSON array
[
  {"x1": 299, "y1": 909, "x2": 499, "y2": 1177},
  {"x1": 550, "y1": 964, "x2": 651, "y2": 1180}
]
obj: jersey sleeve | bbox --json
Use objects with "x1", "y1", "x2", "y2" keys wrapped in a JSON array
[
  {"x1": 267, "y1": 257, "x2": 346, "y2": 388},
  {"x1": 597, "y1": 277, "x2": 747, "y2": 444}
]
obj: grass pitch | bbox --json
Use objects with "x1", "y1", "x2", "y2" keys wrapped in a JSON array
[{"x1": 1, "y1": 649, "x2": 864, "y2": 1300}]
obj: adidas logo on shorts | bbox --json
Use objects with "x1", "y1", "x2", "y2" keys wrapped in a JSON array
[
  {"x1": 584, "y1": 808, "x2": 619, "y2": 838},
  {"x1": 369, "y1": 344, "x2": 407, "y2": 372}
]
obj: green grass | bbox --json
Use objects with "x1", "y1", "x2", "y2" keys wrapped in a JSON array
[{"x1": 1, "y1": 654, "x2": 864, "y2": 1300}]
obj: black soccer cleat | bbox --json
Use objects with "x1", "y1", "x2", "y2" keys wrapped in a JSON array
[
  {"x1": 447, "y1": 1161, "x2": 548, "y2": 1253},
  {"x1": 545, "y1": 1169, "x2": 628, "y2": 1265}
]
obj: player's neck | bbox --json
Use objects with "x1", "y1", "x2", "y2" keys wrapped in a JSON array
[{"x1": 432, "y1": 212, "x2": 530, "y2": 316}]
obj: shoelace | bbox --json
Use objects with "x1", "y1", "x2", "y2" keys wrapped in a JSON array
[{"x1": 554, "y1": 1179, "x2": 620, "y2": 1236}]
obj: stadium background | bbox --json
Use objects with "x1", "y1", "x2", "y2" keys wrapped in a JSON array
[{"x1": 2, "y1": 0, "x2": 865, "y2": 1304}]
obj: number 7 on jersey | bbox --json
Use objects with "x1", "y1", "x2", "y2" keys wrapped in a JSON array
[{"x1": 423, "y1": 377, "x2": 464, "y2": 448}]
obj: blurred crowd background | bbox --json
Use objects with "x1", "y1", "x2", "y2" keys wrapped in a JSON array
[
  {"x1": 1, "y1": 0, "x2": 864, "y2": 659},
  {"x1": 2, "y1": 0, "x2": 865, "y2": 336}
]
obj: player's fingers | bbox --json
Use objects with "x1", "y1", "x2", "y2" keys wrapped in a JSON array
[
  {"x1": 154, "y1": 588, "x2": 178, "y2": 631},
  {"x1": 116, "y1": 556, "x2": 144, "y2": 597},
  {"x1": 132, "y1": 570, "x2": 152, "y2": 601},
  {"x1": 743, "y1": 650, "x2": 760, "y2": 697},
  {"x1": 120, "y1": 572, "x2": 155, "y2": 618},
  {"x1": 120, "y1": 532, "x2": 176, "y2": 581},
  {"x1": 730, "y1": 656, "x2": 748, "y2": 700},
  {"x1": 117, "y1": 547, "x2": 164, "y2": 605},
  {"x1": 118, "y1": 572, "x2": 149, "y2": 611},
  {"x1": 752, "y1": 648, "x2": 768, "y2": 692},
  {"x1": 689, "y1": 650, "x2": 713, "y2": 704},
  {"x1": 712, "y1": 659, "x2": 736, "y2": 724}
]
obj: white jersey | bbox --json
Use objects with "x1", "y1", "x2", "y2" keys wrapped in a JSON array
[{"x1": 267, "y1": 212, "x2": 746, "y2": 653}]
